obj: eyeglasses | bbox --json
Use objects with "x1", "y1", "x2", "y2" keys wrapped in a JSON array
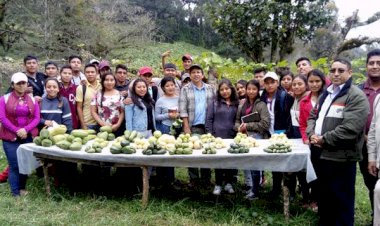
[
  {"x1": 142, "y1": 73, "x2": 153, "y2": 77},
  {"x1": 329, "y1": 68, "x2": 346, "y2": 74}
]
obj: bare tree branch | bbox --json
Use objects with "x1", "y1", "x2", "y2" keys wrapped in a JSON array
[
  {"x1": 336, "y1": 37, "x2": 380, "y2": 56},
  {"x1": 341, "y1": 10, "x2": 358, "y2": 40},
  {"x1": 352, "y1": 11, "x2": 380, "y2": 28}
]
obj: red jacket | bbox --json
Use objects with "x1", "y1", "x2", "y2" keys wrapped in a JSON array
[
  {"x1": 60, "y1": 83, "x2": 79, "y2": 129},
  {"x1": 299, "y1": 93, "x2": 316, "y2": 143}
]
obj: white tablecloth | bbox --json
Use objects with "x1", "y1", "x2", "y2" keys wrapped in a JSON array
[{"x1": 17, "y1": 139, "x2": 316, "y2": 182}]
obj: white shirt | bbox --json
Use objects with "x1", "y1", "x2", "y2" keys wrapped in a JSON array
[
  {"x1": 72, "y1": 72, "x2": 86, "y2": 86},
  {"x1": 266, "y1": 96, "x2": 276, "y2": 135},
  {"x1": 314, "y1": 84, "x2": 345, "y2": 135}
]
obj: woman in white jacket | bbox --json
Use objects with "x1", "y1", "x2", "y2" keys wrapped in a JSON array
[{"x1": 367, "y1": 95, "x2": 380, "y2": 225}]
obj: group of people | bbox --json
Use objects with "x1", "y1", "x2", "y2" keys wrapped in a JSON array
[{"x1": 1, "y1": 49, "x2": 380, "y2": 226}]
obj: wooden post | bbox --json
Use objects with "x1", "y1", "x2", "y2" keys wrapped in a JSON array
[
  {"x1": 283, "y1": 185, "x2": 290, "y2": 221},
  {"x1": 142, "y1": 166, "x2": 149, "y2": 208},
  {"x1": 41, "y1": 159, "x2": 51, "y2": 196}
]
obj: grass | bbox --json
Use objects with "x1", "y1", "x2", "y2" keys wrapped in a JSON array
[{"x1": 0, "y1": 143, "x2": 373, "y2": 226}]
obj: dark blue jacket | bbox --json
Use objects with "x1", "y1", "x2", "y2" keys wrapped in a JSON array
[{"x1": 260, "y1": 87, "x2": 294, "y2": 134}]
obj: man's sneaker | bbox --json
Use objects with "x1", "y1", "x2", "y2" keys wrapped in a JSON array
[
  {"x1": 213, "y1": 185, "x2": 222, "y2": 195},
  {"x1": 245, "y1": 190, "x2": 258, "y2": 200},
  {"x1": 224, "y1": 183, "x2": 235, "y2": 194}
]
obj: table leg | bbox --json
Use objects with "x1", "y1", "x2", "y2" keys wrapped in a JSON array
[
  {"x1": 283, "y1": 185, "x2": 290, "y2": 221},
  {"x1": 41, "y1": 160, "x2": 51, "y2": 196},
  {"x1": 142, "y1": 166, "x2": 149, "y2": 208}
]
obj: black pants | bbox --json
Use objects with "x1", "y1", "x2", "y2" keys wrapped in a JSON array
[
  {"x1": 318, "y1": 160, "x2": 356, "y2": 226},
  {"x1": 215, "y1": 169, "x2": 238, "y2": 186},
  {"x1": 284, "y1": 171, "x2": 308, "y2": 202},
  {"x1": 309, "y1": 145, "x2": 322, "y2": 203},
  {"x1": 272, "y1": 172, "x2": 283, "y2": 196}
]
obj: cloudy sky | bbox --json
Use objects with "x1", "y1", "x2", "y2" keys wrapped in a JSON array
[{"x1": 334, "y1": 0, "x2": 380, "y2": 39}]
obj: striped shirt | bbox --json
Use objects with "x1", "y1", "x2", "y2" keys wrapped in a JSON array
[{"x1": 40, "y1": 96, "x2": 73, "y2": 131}]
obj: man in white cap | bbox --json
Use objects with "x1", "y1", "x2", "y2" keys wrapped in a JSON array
[
  {"x1": 89, "y1": 59, "x2": 100, "y2": 72},
  {"x1": 260, "y1": 71, "x2": 294, "y2": 198}
]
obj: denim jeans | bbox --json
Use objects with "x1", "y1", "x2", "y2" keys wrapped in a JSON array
[
  {"x1": 3, "y1": 137, "x2": 32, "y2": 196},
  {"x1": 156, "y1": 123, "x2": 171, "y2": 135},
  {"x1": 87, "y1": 124, "x2": 100, "y2": 132},
  {"x1": 244, "y1": 170, "x2": 261, "y2": 195}
]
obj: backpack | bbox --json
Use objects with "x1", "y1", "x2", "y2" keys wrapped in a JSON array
[
  {"x1": 358, "y1": 82, "x2": 365, "y2": 90},
  {"x1": 82, "y1": 84, "x2": 87, "y2": 110}
]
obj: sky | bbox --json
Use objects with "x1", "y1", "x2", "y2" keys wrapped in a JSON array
[{"x1": 334, "y1": 0, "x2": 380, "y2": 39}]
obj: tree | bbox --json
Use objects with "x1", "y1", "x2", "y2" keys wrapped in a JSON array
[
  {"x1": 0, "y1": 0, "x2": 23, "y2": 52},
  {"x1": 207, "y1": 0, "x2": 334, "y2": 62},
  {"x1": 310, "y1": 7, "x2": 380, "y2": 59},
  {"x1": 0, "y1": 0, "x2": 157, "y2": 58},
  {"x1": 334, "y1": 10, "x2": 380, "y2": 58}
]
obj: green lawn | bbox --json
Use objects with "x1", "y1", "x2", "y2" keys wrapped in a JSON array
[{"x1": 0, "y1": 143, "x2": 373, "y2": 226}]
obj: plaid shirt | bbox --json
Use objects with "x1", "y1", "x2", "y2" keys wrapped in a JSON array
[{"x1": 179, "y1": 82, "x2": 215, "y2": 126}]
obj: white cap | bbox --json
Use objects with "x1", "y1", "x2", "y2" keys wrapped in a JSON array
[
  {"x1": 11, "y1": 72, "x2": 28, "y2": 84},
  {"x1": 263, "y1": 72, "x2": 279, "y2": 81},
  {"x1": 89, "y1": 59, "x2": 100, "y2": 64}
]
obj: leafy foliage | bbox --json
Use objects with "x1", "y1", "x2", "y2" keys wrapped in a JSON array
[
  {"x1": 207, "y1": 0, "x2": 334, "y2": 62},
  {"x1": 0, "y1": 0, "x2": 156, "y2": 58}
]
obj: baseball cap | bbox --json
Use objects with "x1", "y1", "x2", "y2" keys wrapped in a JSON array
[
  {"x1": 164, "y1": 63, "x2": 177, "y2": 70},
  {"x1": 89, "y1": 59, "x2": 100, "y2": 65},
  {"x1": 11, "y1": 72, "x2": 28, "y2": 84},
  {"x1": 182, "y1": 54, "x2": 193, "y2": 61},
  {"x1": 98, "y1": 60, "x2": 110, "y2": 70},
  {"x1": 181, "y1": 73, "x2": 190, "y2": 82},
  {"x1": 263, "y1": 72, "x2": 279, "y2": 81},
  {"x1": 139, "y1": 66, "x2": 153, "y2": 75}
]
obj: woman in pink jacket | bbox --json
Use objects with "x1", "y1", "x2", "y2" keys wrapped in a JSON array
[{"x1": 0, "y1": 72, "x2": 40, "y2": 196}]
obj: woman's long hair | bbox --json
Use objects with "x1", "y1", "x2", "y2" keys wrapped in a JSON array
[
  {"x1": 307, "y1": 69, "x2": 326, "y2": 96},
  {"x1": 216, "y1": 79, "x2": 239, "y2": 107},
  {"x1": 130, "y1": 78, "x2": 155, "y2": 110},
  {"x1": 99, "y1": 72, "x2": 116, "y2": 108},
  {"x1": 242, "y1": 79, "x2": 261, "y2": 114},
  {"x1": 45, "y1": 77, "x2": 63, "y2": 108}
]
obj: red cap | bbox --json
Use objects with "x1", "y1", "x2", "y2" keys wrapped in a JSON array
[
  {"x1": 98, "y1": 60, "x2": 110, "y2": 70},
  {"x1": 139, "y1": 66, "x2": 153, "y2": 75},
  {"x1": 182, "y1": 54, "x2": 193, "y2": 61}
]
